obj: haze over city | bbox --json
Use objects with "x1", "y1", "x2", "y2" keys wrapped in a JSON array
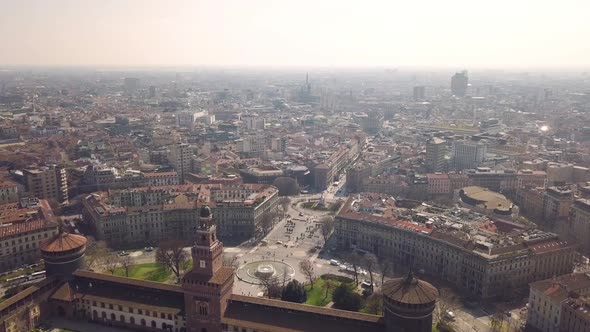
[
  {"x1": 1, "y1": 0, "x2": 590, "y2": 68},
  {"x1": 3, "y1": 2, "x2": 590, "y2": 332}
]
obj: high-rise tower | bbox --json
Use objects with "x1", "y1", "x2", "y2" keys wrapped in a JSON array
[
  {"x1": 182, "y1": 205, "x2": 234, "y2": 332},
  {"x1": 451, "y1": 71, "x2": 468, "y2": 97}
]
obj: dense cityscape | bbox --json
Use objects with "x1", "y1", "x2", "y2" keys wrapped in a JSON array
[
  {"x1": 0, "y1": 68, "x2": 589, "y2": 332},
  {"x1": 1, "y1": 1, "x2": 590, "y2": 331}
]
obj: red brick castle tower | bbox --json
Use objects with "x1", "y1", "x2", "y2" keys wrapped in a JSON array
[{"x1": 182, "y1": 205, "x2": 234, "y2": 332}]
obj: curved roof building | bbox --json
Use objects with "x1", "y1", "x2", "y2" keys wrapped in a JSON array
[
  {"x1": 41, "y1": 231, "x2": 87, "y2": 279},
  {"x1": 382, "y1": 272, "x2": 438, "y2": 332}
]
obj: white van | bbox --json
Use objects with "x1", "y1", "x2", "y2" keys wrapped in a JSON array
[
  {"x1": 445, "y1": 311, "x2": 456, "y2": 321},
  {"x1": 330, "y1": 259, "x2": 339, "y2": 266}
]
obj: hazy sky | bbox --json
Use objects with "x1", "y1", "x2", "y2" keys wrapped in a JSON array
[{"x1": 1, "y1": 0, "x2": 589, "y2": 68}]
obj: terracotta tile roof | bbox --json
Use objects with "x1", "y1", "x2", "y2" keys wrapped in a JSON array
[
  {"x1": 73, "y1": 270, "x2": 184, "y2": 293},
  {"x1": 0, "y1": 180, "x2": 17, "y2": 189},
  {"x1": 69, "y1": 271, "x2": 185, "y2": 314},
  {"x1": 381, "y1": 274, "x2": 438, "y2": 305},
  {"x1": 143, "y1": 172, "x2": 178, "y2": 177},
  {"x1": 528, "y1": 240, "x2": 573, "y2": 254},
  {"x1": 0, "y1": 219, "x2": 57, "y2": 238},
  {"x1": 427, "y1": 173, "x2": 450, "y2": 180},
  {"x1": 40, "y1": 232, "x2": 87, "y2": 252},
  {"x1": 51, "y1": 281, "x2": 74, "y2": 301},
  {"x1": 530, "y1": 273, "x2": 590, "y2": 302},
  {"x1": 183, "y1": 266, "x2": 234, "y2": 285},
  {"x1": 224, "y1": 295, "x2": 384, "y2": 332},
  {"x1": 0, "y1": 277, "x2": 60, "y2": 311}
]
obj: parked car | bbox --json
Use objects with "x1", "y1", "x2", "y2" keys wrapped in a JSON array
[
  {"x1": 144, "y1": 247, "x2": 154, "y2": 252},
  {"x1": 118, "y1": 251, "x2": 129, "y2": 256},
  {"x1": 444, "y1": 311, "x2": 456, "y2": 321}
]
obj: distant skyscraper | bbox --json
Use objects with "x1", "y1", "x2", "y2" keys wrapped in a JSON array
[
  {"x1": 148, "y1": 85, "x2": 157, "y2": 98},
  {"x1": 451, "y1": 71, "x2": 468, "y2": 97},
  {"x1": 413, "y1": 86, "x2": 426, "y2": 100}
]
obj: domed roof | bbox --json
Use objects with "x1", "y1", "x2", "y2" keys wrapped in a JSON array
[
  {"x1": 382, "y1": 272, "x2": 438, "y2": 305},
  {"x1": 40, "y1": 232, "x2": 87, "y2": 253},
  {"x1": 200, "y1": 205, "x2": 212, "y2": 218}
]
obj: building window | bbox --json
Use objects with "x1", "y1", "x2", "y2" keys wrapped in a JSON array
[{"x1": 199, "y1": 303, "x2": 208, "y2": 316}]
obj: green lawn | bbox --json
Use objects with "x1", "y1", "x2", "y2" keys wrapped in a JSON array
[
  {"x1": 113, "y1": 263, "x2": 171, "y2": 282},
  {"x1": 305, "y1": 278, "x2": 342, "y2": 307}
]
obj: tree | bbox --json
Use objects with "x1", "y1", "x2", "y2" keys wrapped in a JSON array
[
  {"x1": 281, "y1": 280, "x2": 307, "y2": 303},
  {"x1": 260, "y1": 211, "x2": 276, "y2": 235},
  {"x1": 223, "y1": 255, "x2": 240, "y2": 269},
  {"x1": 84, "y1": 238, "x2": 109, "y2": 271},
  {"x1": 348, "y1": 252, "x2": 362, "y2": 285},
  {"x1": 364, "y1": 293, "x2": 384, "y2": 315},
  {"x1": 261, "y1": 276, "x2": 282, "y2": 299},
  {"x1": 433, "y1": 287, "x2": 460, "y2": 328},
  {"x1": 320, "y1": 216, "x2": 335, "y2": 244},
  {"x1": 490, "y1": 312, "x2": 505, "y2": 332},
  {"x1": 272, "y1": 177, "x2": 300, "y2": 196},
  {"x1": 279, "y1": 266, "x2": 291, "y2": 288},
  {"x1": 279, "y1": 197, "x2": 291, "y2": 218},
  {"x1": 156, "y1": 240, "x2": 189, "y2": 279},
  {"x1": 378, "y1": 258, "x2": 392, "y2": 286},
  {"x1": 103, "y1": 253, "x2": 121, "y2": 275},
  {"x1": 332, "y1": 283, "x2": 362, "y2": 311},
  {"x1": 324, "y1": 279, "x2": 336, "y2": 301},
  {"x1": 120, "y1": 255, "x2": 133, "y2": 278},
  {"x1": 299, "y1": 259, "x2": 316, "y2": 289},
  {"x1": 363, "y1": 255, "x2": 377, "y2": 291},
  {"x1": 330, "y1": 200, "x2": 344, "y2": 213}
]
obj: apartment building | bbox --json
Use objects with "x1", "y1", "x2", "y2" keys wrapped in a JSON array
[
  {"x1": 560, "y1": 297, "x2": 590, "y2": 332},
  {"x1": 543, "y1": 186, "x2": 573, "y2": 225},
  {"x1": 143, "y1": 172, "x2": 179, "y2": 187},
  {"x1": 347, "y1": 153, "x2": 401, "y2": 193},
  {"x1": 425, "y1": 138, "x2": 448, "y2": 173},
  {"x1": 0, "y1": 199, "x2": 58, "y2": 272},
  {"x1": 568, "y1": 199, "x2": 590, "y2": 256},
  {"x1": 426, "y1": 173, "x2": 451, "y2": 195},
  {"x1": 466, "y1": 168, "x2": 519, "y2": 194},
  {"x1": 82, "y1": 184, "x2": 279, "y2": 247},
  {"x1": 23, "y1": 165, "x2": 68, "y2": 204},
  {"x1": 313, "y1": 141, "x2": 361, "y2": 191},
  {"x1": 169, "y1": 143, "x2": 192, "y2": 184},
  {"x1": 359, "y1": 175, "x2": 407, "y2": 197},
  {"x1": 452, "y1": 141, "x2": 487, "y2": 170},
  {"x1": 515, "y1": 186, "x2": 546, "y2": 223},
  {"x1": 0, "y1": 180, "x2": 19, "y2": 205},
  {"x1": 527, "y1": 273, "x2": 590, "y2": 332},
  {"x1": 335, "y1": 194, "x2": 575, "y2": 300},
  {"x1": 235, "y1": 132, "x2": 267, "y2": 156}
]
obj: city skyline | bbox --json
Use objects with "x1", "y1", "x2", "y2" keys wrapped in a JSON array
[{"x1": 1, "y1": 0, "x2": 589, "y2": 69}]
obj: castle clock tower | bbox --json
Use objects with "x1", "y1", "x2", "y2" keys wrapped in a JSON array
[{"x1": 182, "y1": 205, "x2": 234, "y2": 332}]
